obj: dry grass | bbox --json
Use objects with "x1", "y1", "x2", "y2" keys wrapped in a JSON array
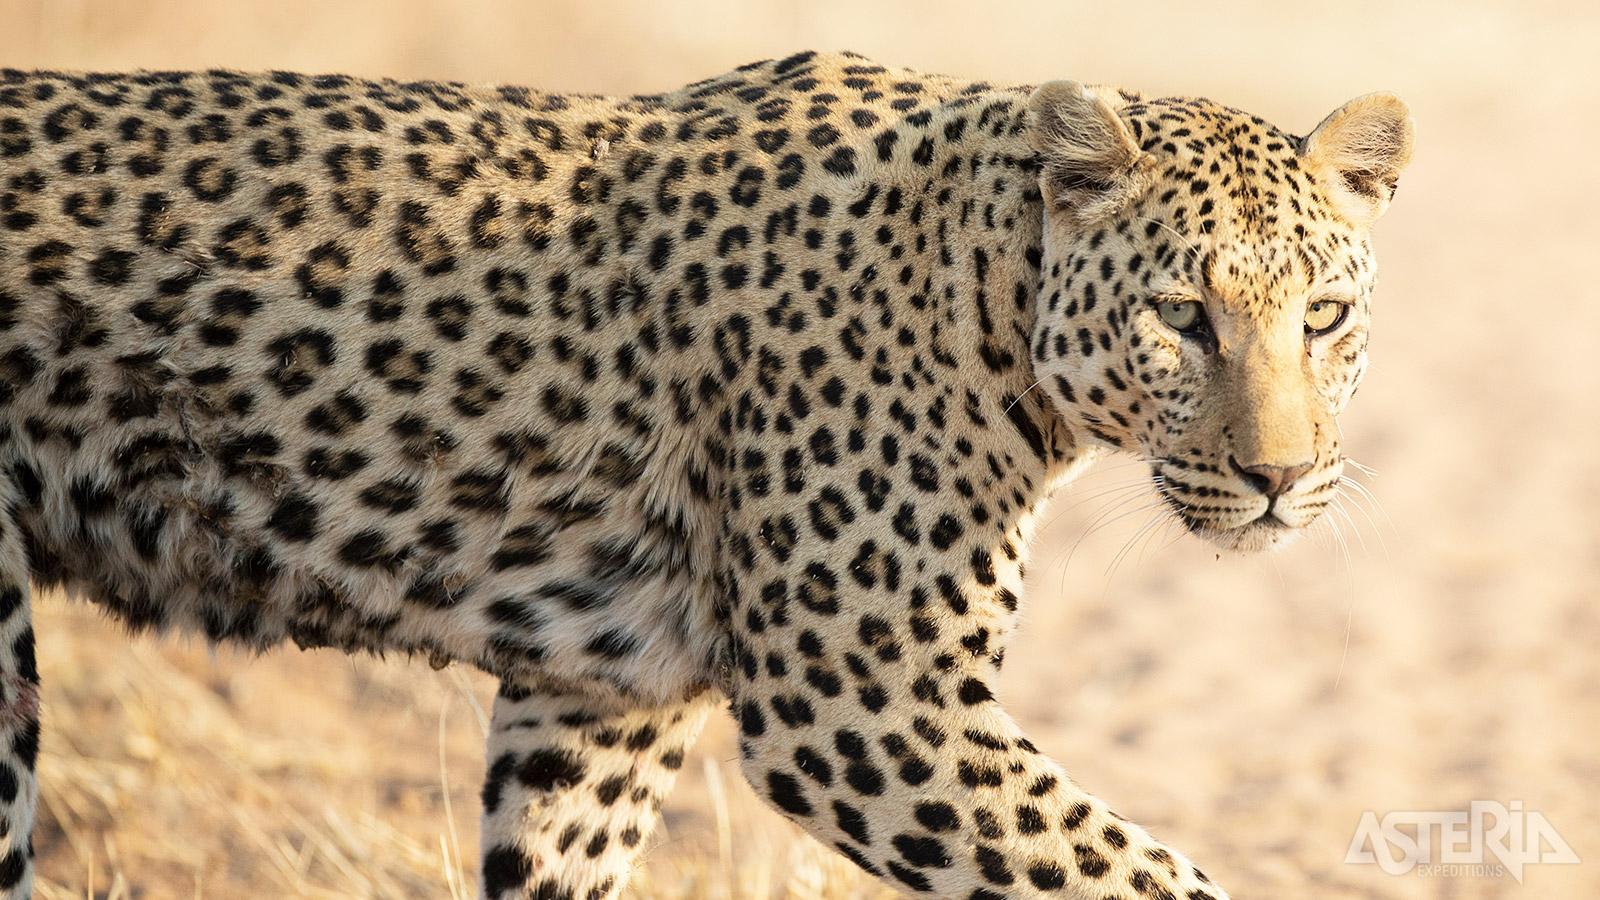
[
  {"x1": 34, "y1": 599, "x2": 907, "y2": 900},
  {"x1": 37, "y1": 599, "x2": 481, "y2": 899}
]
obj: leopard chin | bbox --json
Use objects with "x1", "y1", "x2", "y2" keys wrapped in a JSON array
[
  {"x1": 1164, "y1": 497, "x2": 1310, "y2": 553},
  {"x1": 1187, "y1": 515, "x2": 1306, "y2": 553}
]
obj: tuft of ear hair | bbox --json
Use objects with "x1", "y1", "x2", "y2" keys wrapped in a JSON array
[
  {"x1": 1026, "y1": 80, "x2": 1154, "y2": 227},
  {"x1": 1299, "y1": 93, "x2": 1415, "y2": 224}
]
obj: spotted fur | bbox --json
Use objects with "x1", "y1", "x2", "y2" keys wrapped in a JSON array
[{"x1": 0, "y1": 52, "x2": 1410, "y2": 899}]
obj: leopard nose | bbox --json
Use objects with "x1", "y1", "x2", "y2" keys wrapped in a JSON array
[{"x1": 1231, "y1": 457, "x2": 1315, "y2": 498}]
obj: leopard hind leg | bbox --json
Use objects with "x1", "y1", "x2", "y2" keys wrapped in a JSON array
[{"x1": 478, "y1": 684, "x2": 718, "y2": 900}]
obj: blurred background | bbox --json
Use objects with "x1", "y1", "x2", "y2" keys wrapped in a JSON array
[{"x1": 3, "y1": 1, "x2": 1598, "y2": 898}]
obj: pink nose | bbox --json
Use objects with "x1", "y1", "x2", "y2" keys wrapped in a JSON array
[{"x1": 1233, "y1": 458, "x2": 1314, "y2": 498}]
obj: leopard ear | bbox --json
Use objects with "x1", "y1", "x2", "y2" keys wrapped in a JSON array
[
  {"x1": 1026, "y1": 80, "x2": 1153, "y2": 226},
  {"x1": 1299, "y1": 92, "x2": 1415, "y2": 224}
]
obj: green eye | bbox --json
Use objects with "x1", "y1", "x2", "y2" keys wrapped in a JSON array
[
  {"x1": 1157, "y1": 299, "x2": 1206, "y2": 333},
  {"x1": 1305, "y1": 299, "x2": 1348, "y2": 335}
]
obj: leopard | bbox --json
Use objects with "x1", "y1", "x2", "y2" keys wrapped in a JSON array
[{"x1": 0, "y1": 50, "x2": 1411, "y2": 899}]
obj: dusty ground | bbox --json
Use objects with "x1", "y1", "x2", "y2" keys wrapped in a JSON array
[{"x1": 2, "y1": 1, "x2": 1597, "y2": 898}]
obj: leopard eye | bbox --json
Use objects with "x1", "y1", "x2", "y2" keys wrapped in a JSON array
[
  {"x1": 1304, "y1": 299, "x2": 1349, "y2": 335},
  {"x1": 1156, "y1": 299, "x2": 1207, "y2": 334}
]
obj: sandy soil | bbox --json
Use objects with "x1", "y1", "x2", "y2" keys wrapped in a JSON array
[{"x1": 2, "y1": 1, "x2": 1597, "y2": 898}]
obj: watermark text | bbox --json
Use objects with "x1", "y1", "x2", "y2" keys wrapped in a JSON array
[{"x1": 1345, "y1": 800, "x2": 1578, "y2": 883}]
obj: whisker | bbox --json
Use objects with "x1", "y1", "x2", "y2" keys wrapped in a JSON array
[
  {"x1": 1003, "y1": 377, "x2": 1049, "y2": 415},
  {"x1": 1053, "y1": 492, "x2": 1169, "y2": 585},
  {"x1": 1339, "y1": 476, "x2": 1398, "y2": 548},
  {"x1": 1109, "y1": 502, "x2": 1184, "y2": 577},
  {"x1": 1324, "y1": 506, "x2": 1359, "y2": 694},
  {"x1": 1136, "y1": 217, "x2": 1203, "y2": 263},
  {"x1": 1071, "y1": 494, "x2": 1167, "y2": 554},
  {"x1": 1328, "y1": 500, "x2": 1357, "y2": 574},
  {"x1": 1078, "y1": 488, "x2": 1168, "y2": 540},
  {"x1": 1034, "y1": 452, "x2": 1188, "y2": 598},
  {"x1": 1153, "y1": 526, "x2": 1188, "y2": 558},
  {"x1": 1333, "y1": 483, "x2": 1388, "y2": 561},
  {"x1": 1343, "y1": 457, "x2": 1380, "y2": 478},
  {"x1": 1328, "y1": 492, "x2": 1372, "y2": 561},
  {"x1": 1102, "y1": 499, "x2": 1178, "y2": 583},
  {"x1": 1036, "y1": 478, "x2": 1161, "y2": 561}
]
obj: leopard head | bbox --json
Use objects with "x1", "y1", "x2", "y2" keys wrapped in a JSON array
[{"x1": 1025, "y1": 81, "x2": 1413, "y2": 551}]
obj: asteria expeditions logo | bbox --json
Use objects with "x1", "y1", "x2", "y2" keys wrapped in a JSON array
[{"x1": 1345, "y1": 801, "x2": 1579, "y2": 883}]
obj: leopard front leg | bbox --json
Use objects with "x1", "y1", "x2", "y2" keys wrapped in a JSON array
[
  {"x1": 0, "y1": 479, "x2": 35, "y2": 897},
  {"x1": 725, "y1": 563, "x2": 1228, "y2": 900},
  {"x1": 477, "y1": 684, "x2": 718, "y2": 900}
]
